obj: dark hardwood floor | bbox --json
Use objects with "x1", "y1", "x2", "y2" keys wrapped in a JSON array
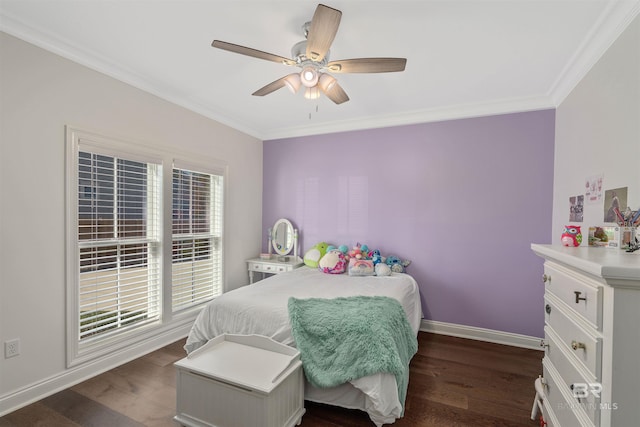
[{"x1": 0, "y1": 332, "x2": 542, "y2": 427}]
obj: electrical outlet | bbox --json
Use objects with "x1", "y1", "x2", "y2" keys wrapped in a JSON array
[{"x1": 4, "y1": 339, "x2": 20, "y2": 358}]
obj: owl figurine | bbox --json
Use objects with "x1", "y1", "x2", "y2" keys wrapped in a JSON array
[{"x1": 561, "y1": 225, "x2": 582, "y2": 247}]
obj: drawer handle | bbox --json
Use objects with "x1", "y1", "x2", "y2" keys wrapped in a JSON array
[
  {"x1": 569, "y1": 383, "x2": 586, "y2": 403},
  {"x1": 574, "y1": 291, "x2": 587, "y2": 303},
  {"x1": 540, "y1": 339, "x2": 549, "y2": 349},
  {"x1": 545, "y1": 304, "x2": 551, "y2": 314},
  {"x1": 542, "y1": 274, "x2": 550, "y2": 284},
  {"x1": 571, "y1": 340, "x2": 586, "y2": 351}
]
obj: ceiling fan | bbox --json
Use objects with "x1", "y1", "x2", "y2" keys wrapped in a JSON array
[{"x1": 211, "y1": 3, "x2": 407, "y2": 105}]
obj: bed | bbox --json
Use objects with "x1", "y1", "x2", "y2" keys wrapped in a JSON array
[{"x1": 184, "y1": 266, "x2": 423, "y2": 426}]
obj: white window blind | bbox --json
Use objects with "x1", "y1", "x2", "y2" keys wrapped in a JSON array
[
  {"x1": 67, "y1": 127, "x2": 227, "y2": 367},
  {"x1": 77, "y1": 152, "x2": 161, "y2": 342},
  {"x1": 172, "y1": 167, "x2": 223, "y2": 311}
]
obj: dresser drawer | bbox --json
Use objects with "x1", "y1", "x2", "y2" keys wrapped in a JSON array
[
  {"x1": 542, "y1": 357, "x2": 594, "y2": 427},
  {"x1": 544, "y1": 328, "x2": 600, "y2": 426},
  {"x1": 249, "y1": 262, "x2": 292, "y2": 273},
  {"x1": 247, "y1": 257, "x2": 303, "y2": 284},
  {"x1": 262, "y1": 263, "x2": 276, "y2": 272},
  {"x1": 545, "y1": 296, "x2": 602, "y2": 379},
  {"x1": 544, "y1": 263, "x2": 602, "y2": 330},
  {"x1": 250, "y1": 262, "x2": 280, "y2": 272}
]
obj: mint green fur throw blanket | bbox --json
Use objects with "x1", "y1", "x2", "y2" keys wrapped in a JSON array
[{"x1": 288, "y1": 296, "x2": 418, "y2": 411}]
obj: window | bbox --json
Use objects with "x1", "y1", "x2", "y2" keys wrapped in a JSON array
[
  {"x1": 77, "y1": 153, "x2": 161, "y2": 342},
  {"x1": 172, "y1": 167, "x2": 223, "y2": 311},
  {"x1": 66, "y1": 128, "x2": 225, "y2": 366}
]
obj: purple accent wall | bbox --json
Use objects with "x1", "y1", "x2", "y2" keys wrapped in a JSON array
[{"x1": 263, "y1": 110, "x2": 554, "y2": 338}]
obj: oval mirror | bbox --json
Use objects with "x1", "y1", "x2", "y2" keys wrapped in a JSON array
[{"x1": 272, "y1": 218, "x2": 294, "y2": 256}]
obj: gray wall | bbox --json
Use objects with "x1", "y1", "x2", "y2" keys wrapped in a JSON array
[
  {"x1": 0, "y1": 32, "x2": 263, "y2": 413},
  {"x1": 554, "y1": 14, "x2": 640, "y2": 240}
]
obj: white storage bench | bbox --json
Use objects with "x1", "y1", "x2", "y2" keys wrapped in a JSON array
[{"x1": 174, "y1": 334, "x2": 305, "y2": 427}]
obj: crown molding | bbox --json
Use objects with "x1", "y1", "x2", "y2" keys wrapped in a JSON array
[
  {"x1": 3, "y1": 1, "x2": 638, "y2": 142},
  {"x1": 548, "y1": 0, "x2": 640, "y2": 106},
  {"x1": 260, "y1": 95, "x2": 555, "y2": 140},
  {"x1": 0, "y1": 10, "x2": 554, "y2": 142},
  {"x1": 0, "y1": 11, "x2": 264, "y2": 139}
]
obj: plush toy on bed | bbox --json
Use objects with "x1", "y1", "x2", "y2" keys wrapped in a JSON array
[
  {"x1": 318, "y1": 249, "x2": 347, "y2": 274},
  {"x1": 303, "y1": 242, "x2": 329, "y2": 268},
  {"x1": 385, "y1": 256, "x2": 411, "y2": 273},
  {"x1": 348, "y1": 243, "x2": 369, "y2": 261},
  {"x1": 348, "y1": 258, "x2": 375, "y2": 276},
  {"x1": 369, "y1": 249, "x2": 383, "y2": 265},
  {"x1": 374, "y1": 262, "x2": 391, "y2": 276}
]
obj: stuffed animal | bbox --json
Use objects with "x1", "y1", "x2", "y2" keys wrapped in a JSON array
[
  {"x1": 318, "y1": 249, "x2": 347, "y2": 274},
  {"x1": 369, "y1": 249, "x2": 383, "y2": 265},
  {"x1": 561, "y1": 225, "x2": 582, "y2": 247},
  {"x1": 348, "y1": 246, "x2": 362, "y2": 260},
  {"x1": 385, "y1": 256, "x2": 411, "y2": 273},
  {"x1": 348, "y1": 258, "x2": 375, "y2": 276},
  {"x1": 348, "y1": 243, "x2": 369, "y2": 260},
  {"x1": 375, "y1": 262, "x2": 391, "y2": 276},
  {"x1": 303, "y1": 242, "x2": 329, "y2": 268}
]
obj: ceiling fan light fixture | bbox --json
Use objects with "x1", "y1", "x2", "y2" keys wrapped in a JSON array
[
  {"x1": 304, "y1": 86, "x2": 321, "y2": 100},
  {"x1": 318, "y1": 73, "x2": 337, "y2": 92},
  {"x1": 212, "y1": 4, "x2": 405, "y2": 105},
  {"x1": 300, "y1": 65, "x2": 319, "y2": 87},
  {"x1": 283, "y1": 73, "x2": 302, "y2": 93}
]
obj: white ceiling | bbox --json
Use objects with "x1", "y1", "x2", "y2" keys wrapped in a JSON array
[{"x1": 1, "y1": 0, "x2": 639, "y2": 140}]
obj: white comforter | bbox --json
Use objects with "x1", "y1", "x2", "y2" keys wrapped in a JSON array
[{"x1": 185, "y1": 267, "x2": 423, "y2": 426}]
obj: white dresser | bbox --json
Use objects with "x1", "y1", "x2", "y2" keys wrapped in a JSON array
[{"x1": 531, "y1": 244, "x2": 640, "y2": 427}]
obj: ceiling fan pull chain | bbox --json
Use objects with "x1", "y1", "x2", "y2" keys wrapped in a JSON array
[{"x1": 309, "y1": 103, "x2": 319, "y2": 120}]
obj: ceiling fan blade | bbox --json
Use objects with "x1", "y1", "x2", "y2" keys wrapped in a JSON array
[
  {"x1": 321, "y1": 81, "x2": 349, "y2": 105},
  {"x1": 212, "y1": 40, "x2": 296, "y2": 66},
  {"x1": 327, "y1": 58, "x2": 407, "y2": 73},
  {"x1": 306, "y1": 4, "x2": 342, "y2": 62},
  {"x1": 252, "y1": 76, "x2": 289, "y2": 97}
]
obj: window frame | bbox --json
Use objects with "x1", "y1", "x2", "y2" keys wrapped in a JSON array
[{"x1": 66, "y1": 127, "x2": 227, "y2": 367}]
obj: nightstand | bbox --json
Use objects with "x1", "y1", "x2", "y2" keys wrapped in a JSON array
[{"x1": 246, "y1": 256, "x2": 303, "y2": 284}]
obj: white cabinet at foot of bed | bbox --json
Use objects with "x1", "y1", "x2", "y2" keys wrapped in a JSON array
[
  {"x1": 174, "y1": 334, "x2": 305, "y2": 427},
  {"x1": 531, "y1": 244, "x2": 640, "y2": 427}
]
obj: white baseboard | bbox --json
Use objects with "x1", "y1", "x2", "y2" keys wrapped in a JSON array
[
  {"x1": 420, "y1": 319, "x2": 544, "y2": 351},
  {"x1": 0, "y1": 322, "x2": 192, "y2": 417},
  {"x1": 1, "y1": 318, "x2": 542, "y2": 417}
]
